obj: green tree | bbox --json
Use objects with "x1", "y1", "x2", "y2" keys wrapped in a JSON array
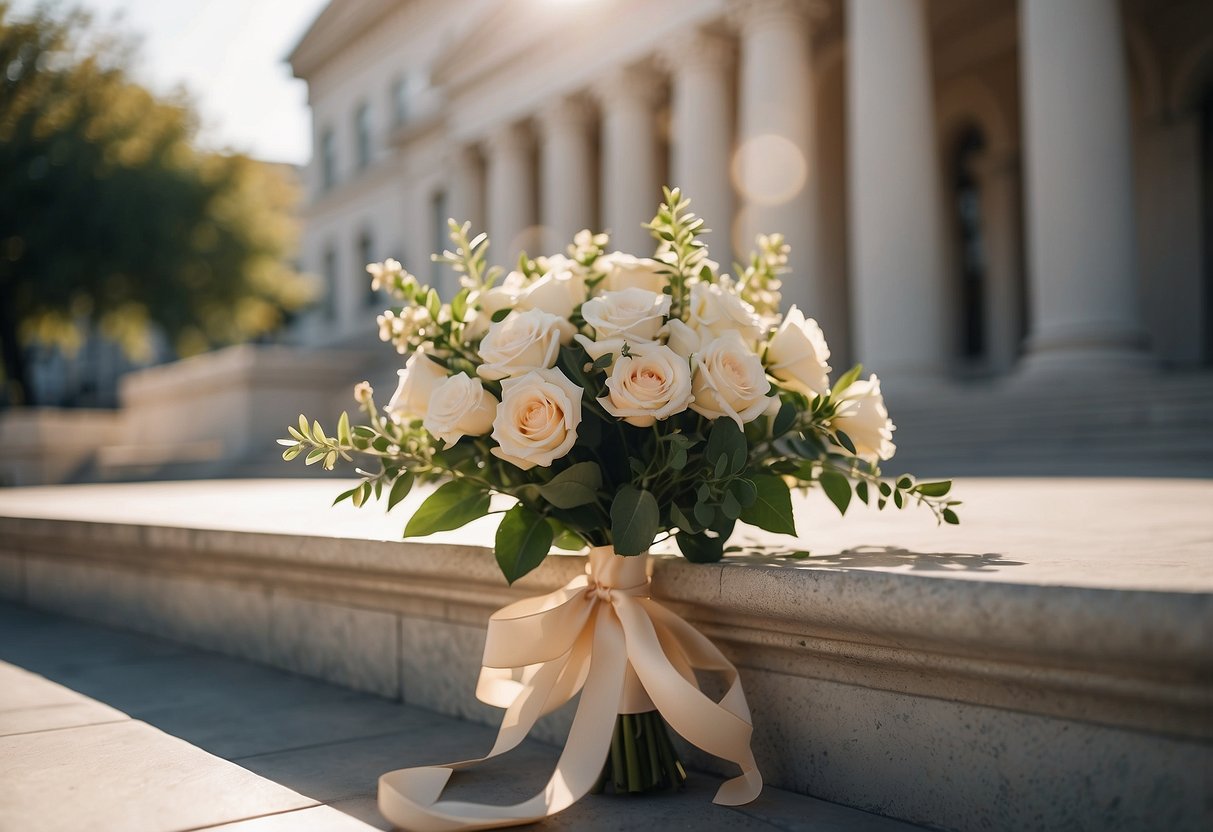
[{"x1": 0, "y1": 3, "x2": 314, "y2": 405}]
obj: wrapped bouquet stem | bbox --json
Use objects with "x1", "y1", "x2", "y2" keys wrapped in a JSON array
[
  {"x1": 281, "y1": 187, "x2": 958, "y2": 828},
  {"x1": 378, "y1": 547, "x2": 759, "y2": 830}
]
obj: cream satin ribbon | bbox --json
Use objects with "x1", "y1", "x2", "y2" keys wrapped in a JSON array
[{"x1": 377, "y1": 546, "x2": 763, "y2": 831}]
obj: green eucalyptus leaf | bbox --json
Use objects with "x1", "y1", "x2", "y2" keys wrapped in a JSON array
[
  {"x1": 819, "y1": 471, "x2": 851, "y2": 516},
  {"x1": 491, "y1": 308, "x2": 511, "y2": 323},
  {"x1": 611, "y1": 486, "x2": 660, "y2": 556},
  {"x1": 676, "y1": 531, "x2": 725, "y2": 564},
  {"x1": 942, "y1": 508, "x2": 960, "y2": 525},
  {"x1": 495, "y1": 504, "x2": 554, "y2": 584},
  {"x1": 337, "y1": 411, "x2": 352, "y2": 446},
  {"x1": 915, "y1": 480, "x2": 952, "y2": 498},
  {"x1": 740, "y1": 474, "x2": 797, "y2": 536},
  {"x1": 404, "y1": 479, "x2": 490, "y2": 537},
  {"x1": 834, "y1": 430, "x2": 857, "y2": 456},
  {"x1": 772, "y1": 399, "x2": 797, "y2": 437},
  {"x1": 332, "y1": 487, "x2": 357, "y2": 506},
  {"x1": 856, "y1": 480, "x2": 870, "y2": 504}
]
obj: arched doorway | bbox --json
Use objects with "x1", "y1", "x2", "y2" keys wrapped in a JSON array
[{"x1": 949, "y1": 125, "x2": 989, "y2": 368}]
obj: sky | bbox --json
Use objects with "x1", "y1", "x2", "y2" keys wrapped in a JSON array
[{"x1": 13, "y1": 0, "x2": 332, "y2": 164}]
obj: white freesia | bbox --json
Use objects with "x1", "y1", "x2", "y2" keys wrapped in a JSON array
[
  {"x1": 833, "y1": 374, "x2": 897, "y2": 462},
  {"x1": 491, "y1": 368, "x2": 583, "y2": 470},
  {"x1": 387, "y1": 348, "x2": 447, "y2": 422},
  {"x1": 477, "y1": 308, "x2": 564, "y2": 381},
  {"x1": 599, "y1": 253, "x2": 669, "y2": 294},
  {"x1": 687, "y1": 278, "x2": 763, "y2": 344},
  {"x1": 689, "y1": 330, "x2": 771, "y2": 427},
  {"x1": 765, "y1": 305, "x2": 832, "y2": 395},
  {"x1": 581, "y1": 288, "x2": 670, "y2": 343},
  {"x1": 423, "y1": 372, "x2": 497, "y2": 446},
  {"x1": 600, "y1": 342, "x2": 693, "y2": 428}
]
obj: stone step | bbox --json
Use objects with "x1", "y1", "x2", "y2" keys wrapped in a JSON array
[
  {"x1": 0, "y1": 604, "x2": 923, "y2": 832},
  {"x1": 0, "y1": 479, "x2": 1209, "y2": 832}
]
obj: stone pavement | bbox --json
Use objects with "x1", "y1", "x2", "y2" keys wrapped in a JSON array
[{"x1": 0, "y1": 602, "x2": 925, "y2": 832}]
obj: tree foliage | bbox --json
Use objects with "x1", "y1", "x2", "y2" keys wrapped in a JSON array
[{"x1": 0, "y1": 3, "x2": 314, "y2": 404}]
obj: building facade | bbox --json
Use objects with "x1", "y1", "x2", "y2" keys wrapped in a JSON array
[{"x1": 288, "y1": 0, "x2": 1213, "y2": 380}]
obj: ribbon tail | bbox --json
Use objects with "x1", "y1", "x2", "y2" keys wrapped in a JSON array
[
  {"x1": 378, "y1": 606, "x2": 628, "y2": 832},
  {"x1": 617, "y1": 597, "x2": 764, "y2": 806}
]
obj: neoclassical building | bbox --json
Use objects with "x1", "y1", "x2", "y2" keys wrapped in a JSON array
[{"x1": 288, "y1": 0, "x2": 1213, "y2": 381}]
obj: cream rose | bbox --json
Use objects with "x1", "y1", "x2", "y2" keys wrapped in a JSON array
[
  {"x1": 600, "y1": 342, "x2": 693, "y2": 428},
  {"x1": 491, "y1": 368, "x2": 583, "y2": 470},
  {"x1": 386, "y1": 347, "x2": 447, "y2": 422},
  {"x1": 464, "y1": 284, "x2": 518, "y2": 340},
  {"x1": 423, "y1": 372, "x2": 497, "y2": 446},
  {"x1": 477, "y1": 308, "x2": 563, "y2": 381},
  {"x1": 833, "y1": 374, "x2": 897, "y2": 462},
  {"x1": 687, "y1": 279, "x2": 763, "y2": 344},
  {"x1": 689, "y1": 330, "x2": 772, "y2": 427},
  {"x1": 765, "y1": 305, "x2": 832, "y2": 395},
  {"x1": 516, "y1": 268, "x2": 583, "y2": 343},
  {"x1": 581, "y1": 288, "x2": 670, "y2": 343},
  {"x1": 662, "y1": 318, "x2": 707, "y2": 360},
  {"x1": 599, "y1": 253, "x2": 669, "y2": 294}
]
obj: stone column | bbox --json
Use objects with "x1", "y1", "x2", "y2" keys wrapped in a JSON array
[
  {"x1": 447, "y1": 144, "x2": 484, "y2": 234},
  {"x1": 847, "y1": 0, "x2": 949, "y2": 376},
  {"x1": 537, "y1": 95, "x2": 596, "y2": 253},
  {"x1": 595, "y1": 65, "x2": 663, "y2": 255},
  {"x1": 1019, "y1": 0, "x2": 1147, "y2": 371},
  {"x1": 484, "y1": 121, "x2": 536, "y2": 267},
  {"x1": 732, "y1": 0, "x2": 823, "y2": 318},
  {"x1": 663, "y1": 32, "x2": 736, "y2": 267}
]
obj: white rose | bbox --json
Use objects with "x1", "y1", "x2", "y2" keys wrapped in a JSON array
[
  {"x1": 464, "y1": 285, "x2": 518, "y2": 340},
  {"x1": 516, "y1": 269, "x2": 582, "y2": 343},
  {"x1": 423, "y1": 372, "x2": 497, "y2": 446},
  {"x1": 491, "y1": 368, "x2": 583, "y2": 470},
  {"x1": 581, "y1": 288, "x2": 670, "y2": 343},
  {"x1": 600, "y1": 342, "x2": 694, "y2": 428},
  {"x1": 765, "y1": 305, "x2": 832, "y2": 395},
  {"x1": 599, "y1": 253, "x2": 669, "y2": 294},
  {"x1": 387, "y1": 347, "x2": 447, "y2": 422},
  {"x1": 687, "y1": 279, "x2": 763, "y2": 344},
  {"x1": 662, "y1": 318, "x2": 707, "y2": 360},
  {"x1": 477, "y1": 308, "x2": 563, "y2": 381},
  {"x1": 689, "y1": 330, "x2": 772, "y2": 427},
  {"x1": 573, "y1": 334, "x2": 626, "y2": 367},
  {"x1": 833, "y1": 374, "x2": 897, "y2": 462}
]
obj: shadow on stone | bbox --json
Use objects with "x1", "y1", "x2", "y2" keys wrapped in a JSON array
[{"x1": 725, "y1": 544, "x2": 1027, "y2": 573}]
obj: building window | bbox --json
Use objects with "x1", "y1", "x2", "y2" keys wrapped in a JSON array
[
  {"x1": 322, "y1": 244, "x2": 338, "y2": 320},
  {"x1": 354, "y1": 103, "x2": 372, "y2": 170},
  {"x1": 391, "y1": 76, "x2": 408, "y2": 126},
  {"x1": 320, "y1": 128, "x2": 336, "y2": 191},
  {"x1": 951, "y1": 126, "x2": 987, "y2": 361},
  {"x1": 358, "y1": 230, "x2": 376, "y2": 305},
  {"x1": 431, "y1": 189, "x2": 449, "y2": 286}
]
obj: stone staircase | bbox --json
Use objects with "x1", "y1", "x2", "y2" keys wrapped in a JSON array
[{"x1": 887, "y1": 371, "x2": 1213, "y2": 477}]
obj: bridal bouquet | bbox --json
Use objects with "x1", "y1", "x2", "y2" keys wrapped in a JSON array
[{"x1": 280, "y1": 188, "x2": 957, "y2": 830}]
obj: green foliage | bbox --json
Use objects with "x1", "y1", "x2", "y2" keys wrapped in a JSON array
[
  {"x1": 495, "y1": 504, "x2": 554, "y2": 584},
  {"x1": 610, "y1": 485, "x2": 660, "y2": 556},
  {"x1": 740, "y1": 474, "x2": 797, "y2": 536},
  {"x1": 0, "y1": 3, "x2": 311, "y2": 403},
  {"x1": 539, "y1": 461, "x2": 602, "y2": 509},
  {"x1": 403, "y1": 479, "x2": 490, "y2": 537}
]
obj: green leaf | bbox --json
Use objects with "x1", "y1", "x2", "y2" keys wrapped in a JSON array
[
  {"x1": 387, "y1": 471, "x2": 415, "y2": 512},
  {"x1": 878, "y1": 481, "x2": 892, "y2": 497},
  {"x1": 550, "y1": 521, "x2": 586, "y2": 551},
  {"x1": 425, "y1": 287, "x2": 441, "y2": 318},
  {"x1": 337, "y1": 411, "x2": 351, "y2": 446},
  {"x1": 897, "y1": 476, "x2": 913, "y2": 491},
  {"x1": 855, "y1": 481, "x2": 870, "y2": 504},
  {"x1": 610, "y1": 486, "x2": 660, "y2": 556},
  {"x1": 819, "y1": 471, "x2": 851, "y2": 516},
  {"x1": 538, "y1": 461, "x2": 602, "y2": 509},
  {"x1": 495, "y1": 504, "x2": 554, "y2": 584},
  {"x1": 404, "y1": 479, "x2": 490, "y2": 537},
  {"x1": 942, "y1": 508, "x2": 960, "y2": 525},
  {"x1": 451, "y1": 288, "x2": 470, "y2": 323},
  {"x1": 740, "y1": 474, "x2": 797, "y2": 536},
  {"x1": 914, "y1": 480, "x2": 952, "y2": 498},
  {"x1": 491, "y1": 308, "x2": 510, "y2": 323},
  {"x1": 305, "y1": 448, "x2": 326, "y2": 466},
  {"x1": 831, "y1": 364, "x2": 863, "y2": 396},
  {"x1": 311, "y1": 420, "x2": 327, "y2": 443},
  {"x1": 281, "y1": 445, "x2": 302, "y2": 461},
  {"x1": 705, "y1": 417, "x2": 746, "y2": 476},
  {"x1": 772, "y1": 399, "x2": 797, "y2": 437},
  {"x1": 670, "y1": 503, "x2": 700, "y2": 534},
  {"x1": 893, "y1": 489, "x2": 904, "y2": 509},
  {"x1": 676, "y1": 531, "x2": 725, "y2": 564},
  {"x1": 669, "y1": 447, "x2": 688, "y2": 471},
  {"x1": 834, "y1": 430, "x2": 857, "y2": 456},
  {"x1": 332, "y1": 487, "x2": 357, "y2": 506},
  {"x1": 721, "y1": 490, "x2": 742, "y2": 520},
  {"x1": 298, "y1": 414, "x2": 310, "y2": 437},
  {"x1": 728, "y1": 477, "x2": 758, "y2": 508}
]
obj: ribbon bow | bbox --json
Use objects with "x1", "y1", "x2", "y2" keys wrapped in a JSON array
[{"x1": 378, "y1": 546, "x2": 763, "y2": 831}]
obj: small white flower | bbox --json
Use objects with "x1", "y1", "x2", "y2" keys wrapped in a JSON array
[
  {"x1": 765, "y1": 305, "x2": 832, "y2": 396},
  {"x1": 476, "y1": 308, "x2": 564, "y2": 381},
  {"x1": 687, "y1": 278, "x2": 763, "y2": 345},
  {"x1": 353, "y1": 381, "x2": 374, "y2": 405},
  {"x1": 600, "y1": 342, "x2": 693, "y2": 428},
  {"x1": 491, "y1": 368, "x2": 583, "y2": 470},
  {"x1": 833, "y1": 374, "x2": 897, "y2": 462},
  {"x1": 689, "y1": 330, "x2": 771, "y2": 427},
  {"x1": 386, "y1": 348, "x2": 447, "y2": 422},
  {"x1": 423, "y1": 372, "x2": 497, "y2": 446},
  {"x1": 581, "y1": 288, "x2": 670, "y2": 343}
]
